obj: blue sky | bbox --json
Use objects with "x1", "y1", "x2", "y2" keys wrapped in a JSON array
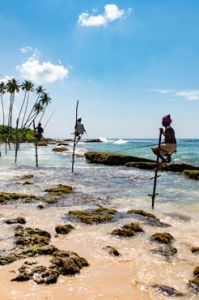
[{"x1": 0, "y1": 0, "x2": 199, "y2": 138}]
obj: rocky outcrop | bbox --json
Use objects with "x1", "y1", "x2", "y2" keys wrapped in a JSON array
[
  {"x1": 111, "y1": 222, "x2": 144, "y2": 237},
  {"x1": 52, "y1": 147, "x2": 69, "y2": 152},
  {"x1": 55, "y1": 224, "x2": 74, "y2": 235},
  {"x1": 69, "y1": 207, "x2": 117, "y2": 225},
  {"x1": 84, "y1": 139, "x2": 103, "y2": 143},
  {"x1": 44, "y1": 184, "x2": 73, "y2": 196},
  {"x1": 85, "y1": 152, "x2": 154, "y2": 166},
  {"x1": 151, "y1": 284, "x2": 185, "y2": 297},
  {"x1": 151, "y1": 232, "x2": 174, "y2": 244}
]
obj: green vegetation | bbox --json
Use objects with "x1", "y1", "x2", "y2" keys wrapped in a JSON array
[{"x1": 0, "y1": 125, "x2": 35, "y2": 142}]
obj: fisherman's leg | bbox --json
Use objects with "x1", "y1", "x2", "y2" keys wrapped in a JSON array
[{"x1": 152, "y1": 146, "x2": 166, "y2": 162}]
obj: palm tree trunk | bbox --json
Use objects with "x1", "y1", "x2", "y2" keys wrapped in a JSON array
[
  {"x1": 0, "y1": 94, "x2": 5, "y2": 127},
  {"x1": 18, "y1": 91, "x2": 27, "y2": 126},
  {"x1": 21, "y1": 92, "x2": 30, "y2": 128}
]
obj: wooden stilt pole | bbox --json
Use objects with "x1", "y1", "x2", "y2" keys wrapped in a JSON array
[
  {"x1": 33, "y1": 120, "x2": 39, "y2": 168},
  {"x1": 151, "y1": 130, "x2": 162, "y2": 209},
  {"x1": 72, "y1": 100, "x2": 79, "y2": 173},
  {"x1": 15, "y1": 118, "x2": 19, "y2": 164}
]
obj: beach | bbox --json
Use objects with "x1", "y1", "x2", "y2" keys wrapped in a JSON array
[{"x1": 0, "y1": 139, "x2": 199, "y2": 300}]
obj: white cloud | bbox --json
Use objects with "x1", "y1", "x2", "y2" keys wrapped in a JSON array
[
  {"x1": 78, "y1": 4, "x2": 130, "y2": 27},
  {"x1": 0, "y1": 75, "x2": 12, "y2": 83},
  {"x1": 150, "y1": 88, "x2": 199, "y2": 101},
  {"x1": 104, "y1": 4, "x2": 124, "y2": 21},
  {"x1": 16, "y1": 56, "x2": 69, "y2": 84},
  {"x1": 20, "y1": 46, "x2": 33, "y2": 54},
  {"x1": 78, "y1": 13, "x2": 106, "y2": 27}
]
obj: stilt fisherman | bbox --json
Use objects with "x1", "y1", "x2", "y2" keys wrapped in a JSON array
[{"x1": 152, "y1": 114, "x2": 176, "y2": 163}]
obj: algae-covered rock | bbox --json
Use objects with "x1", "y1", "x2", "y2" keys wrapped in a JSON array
[
  {"x1": 0, "y1": 192, "x2": 36, "y2": 204},
  {"x1": 5, "y1": 217, "x2": 26, "y2": 225},
  {"x1": 189, "y1": 266, "x2": 199, "y2": 294},
  {"x1": 151, "y1": 245, "x2": 177, "y2": 257},
  {"x1": 151, "y1": 232, "x2": 174, "y2": 244},
  {"x1": 44, "y1": 184, "x2": 73, "y2": 196},
  {"x1": 126, "y1": 162, "x2": 157, "y2": 170},
  {"x1": 104, "y1": 246, "x2": 120, "y2": 256},
  {"x1": 191, "y1": 247, "x2": 199, "y2": 254},
  {"x1": 52, "y1": 147, "x2": 69, "y2": 152},
  {"x1": 69, "y1": 207, "x2": 117, "y2": 224},
  {"x1": 111, "y1": 222, "x2": 144, "y2": 237},
  {"x1": 22, "y1": 181, "x2": 33, "y2": 185},
  {"x1": 15, "y1": 225, "x2": 51, "y2": 247},
  {"x1": 184, "y1": 170, "x2": 199, "y2": 180},
  {"x1": 12, "y1": 249, "x2": 89, "y2": 284},
  {"x1": 55, "y1": 224, "x2": 74, "y2": 235},
  {"x1": 36, "y1": 141, "x2": 48, "y2": 146},
  {"x1": 193, "y1": 266, "x2": 199, "y2": 277},
  {"x1": 151, "y1": 284, "x2": 185, "y2": 297},
  {"x1": 127, "y1": 209, "x2": 170, "y2": 228},
  {"x1": 128, "y1": 209, "x2": 156, "y2": 219},
  {"x1": 20, "y1": 174, "x2": 34, "y2": 180},
  {"x1": 85, "y1": 151, "x2": 155, "y2": 166}
]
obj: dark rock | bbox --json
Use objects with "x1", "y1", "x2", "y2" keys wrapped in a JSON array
[
  {"x1": 152, "y1": 284, "x2": 185, "y2": 297},
  {"x1": 15, "y1": 225, "x2": 51, "y2": 247},
  {"x1": 20, "y1": 174, "x2": 34, "y2": 180},
  {"x1": 69, "y1": 207, "x2": 117, "y2": 224},
  {"x1": 52, "y1": 147, "x2": 69, "y2": 152},
  {"x1": 37, "y1": 204, "x2": 45, "y2": 209},
  {"x1": 128, "y1": 209, "x2": 170, "y2": 228},
  {"x1": 55, "y1": 224, "x2": 74, "y2": 235},
  {"x1": 151, "y1": 245, "x2": 177, "y2": 257},
  {"x1": 184, "y1": 170, "x2": 199, "y2": 180},
  {"x1": 104, "y1": 246, "x2": 120, "y2": 256},
  {"x1": 85, "y1": 152, "x2": 155, "y2": 166},
  {"x1": 151, "y1": 232, "x2": 174, "y2": 244},
  {"x1": 111, "y1": 222, "x2": 144, "y2": 237},
  {"x1": 5, "y1": 217, "x2": 26, "y2": 225},
  {"x1": 22, "y1": 181, "x2": 33, "y2": 185},
  {"x1": 84, "y1": 139, "x2": 103, "y2": 143},
  {"x1": 44, "y1": 184, "x2": 73, "y2": 196},
  {"x1": 191, "y1": 247, "x2": 199, "y2": 254}
]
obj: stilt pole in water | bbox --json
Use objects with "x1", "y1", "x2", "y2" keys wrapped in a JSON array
[
  {"x1": 33, "y1": 120, "x2": 39, "y2": 168},
  {"x1": 151, "y1": 130, "x2": 162, "y2": 209},
  {"x1": 72, "y1": 100, "x2": 79, "y2": 173},
  {"x1": 15, "y1": 118, "x2": 19, "y2": 164}
]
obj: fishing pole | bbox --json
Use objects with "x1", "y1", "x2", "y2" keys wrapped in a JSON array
[
  {"x1": 44, "y1": 109, "x2": 56, "y2": 130},
  {"x1": 107, "y1": 143, "x2": 157, "y2": 155}
]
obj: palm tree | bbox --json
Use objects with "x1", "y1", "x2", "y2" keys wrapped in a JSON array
[
  {"x1": 0, "y1": 82, "x2": 6, "y2": 127},
  {"x1": 26, "y1": 100, "x2": 44, "y2": 128},
  {"x1": 39, "y1": 92, "x2": 52, "y2": 123},
  {"x1": 23, "y1": 85, "x2": 44, "y2": 128},
  {"x1": 19, "y1": 80, "x2": 34, "y2": 127},
  {"x1": 6, "y1": 78, "x2": 20, "y2": 128}
]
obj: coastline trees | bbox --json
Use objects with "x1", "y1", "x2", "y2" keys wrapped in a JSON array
[{"x1": 0, "y1": 77, "x2": 52, "y2": 163}]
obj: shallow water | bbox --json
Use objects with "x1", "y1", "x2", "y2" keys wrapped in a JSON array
[{"x1": 0, "y1": 141, "x2": 199, "y2": 299}]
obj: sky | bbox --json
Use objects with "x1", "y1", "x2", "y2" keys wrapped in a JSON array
[{"x1": 0, "y1": 0, "x2": 199, "y2": 139}]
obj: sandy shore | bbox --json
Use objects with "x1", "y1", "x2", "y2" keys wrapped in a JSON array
[{"x1": 0, "y1": 204, "x2": 198, "y2": 300}]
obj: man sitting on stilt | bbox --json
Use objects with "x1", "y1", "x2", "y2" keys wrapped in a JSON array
[{"x1": 152, "y1": 114, "x2": 176, "y2": 163}]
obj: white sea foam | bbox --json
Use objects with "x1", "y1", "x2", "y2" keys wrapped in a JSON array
[
  {"x1": 113, "y1": 139, "x2": 128, "y2": 144},
  {"x1": 98, "y1": 137, "x2": 108, "y2": 143}
]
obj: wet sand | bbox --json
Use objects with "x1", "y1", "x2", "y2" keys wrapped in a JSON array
[{"x1": 0, "y1": 204, "x2": 198, "y2": 300}]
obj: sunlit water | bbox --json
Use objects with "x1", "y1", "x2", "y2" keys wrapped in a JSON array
[{"x1": 0, "y1": 139, "x2": 198, "y2": 300}]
